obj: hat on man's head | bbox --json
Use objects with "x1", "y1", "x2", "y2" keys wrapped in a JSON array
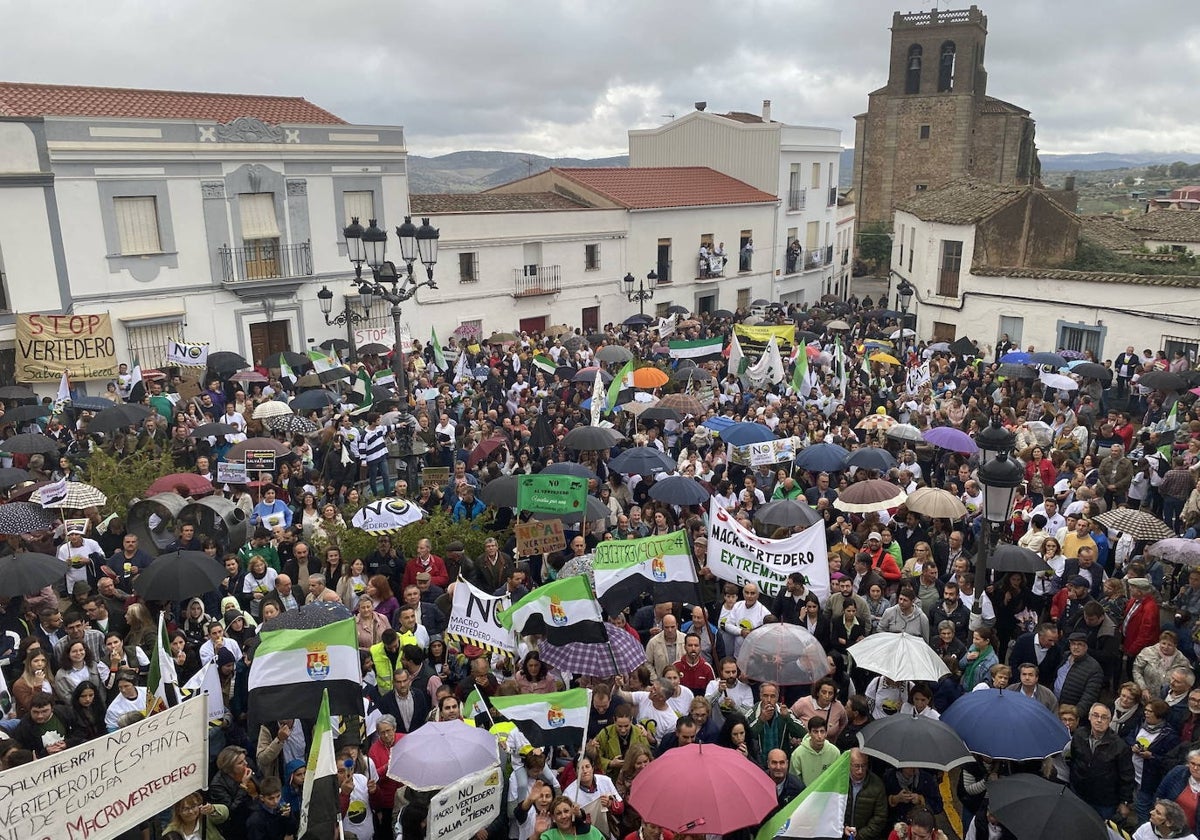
[
  {"x1": 445, "y1": 540, "x2": 465, "y2": 553},
  {"x1": 415, "y1": 572, "x2": 432, "y2": 583},
  {"x1": 72, "y1": 581, "x2": 92, "y2": 596},
  {"x1": 223, "y1": 609, "x2": 244, "y2": 628},
  {"x1": 1069, "y1": 575, "x2": 1091, "y2": 589},
  {"x1": 215, "y1": 647, "x2": 237, "y2": 667},
  {"x1": 1126, "y1": 577, "x2": 1153, "y2": 591},
  {"x1": 831, "y1": 572, "x2": 847, "y2": 581},
  {"x1": 1068, "y1": 631, "x2": 1088, "y2": 643},
  {"x1": 867, "y1": 531, "x2": 883, "y2": 543}
]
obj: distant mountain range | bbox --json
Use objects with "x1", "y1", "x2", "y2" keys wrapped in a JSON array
[{"x1": 408, "y1": 148, "x2": 1200, "y2": 194}]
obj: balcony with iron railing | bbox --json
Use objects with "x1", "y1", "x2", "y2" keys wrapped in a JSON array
[
  {"x1": 219, "y1": 241, "x2": 313, "y2": 283},
  {"x1": 512, "y1": 265, "x2": 561, "y2": 297},
  {"x1": 787, "y1": 189, "x2": 806, "y2": 212},
  {"x1": 806, "y1": 250, "x2": 825, "y2": 269}
]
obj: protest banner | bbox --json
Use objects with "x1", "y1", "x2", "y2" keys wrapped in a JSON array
[
  {"x1": 728, "y1": 436, "x2": 801, "y2": 467},
  {"x1": 0, "y1": 695, "x2": 207, "y2": 840},
  {"x1": 515, "y1": 519, "x2": 566, "y2": 555},
  {"x1": 244, "y1": 451, "x2": 277, "y2": 472},
  {"x1": 421, "y1": 467, "x2": 450, "y2": 488},
  {"x1": 706, "y1": 501, "x2": 829, "y2": 601},
  {"x1": 164, "y1": 340, "x2": 209, "y2": 368},
  {"x1": 426, "y1": 764, "x2": 503, "y2": 840},
  {"x1": 216, "y1": 461, "x2": 247, "y2": 484},
  {"x1": 445, "y1": 581, "x2": 515, "y2": 657},
  {"x1": 733, "y1": 323, "x2": 795, "y2": 348},
  {"x1": 354, "y1": 324, "x2": 395, "y2": 349},
  {"x1": 37, "y1": 478, "x2": 69, "y2": 509},
  {"x1": 517, "y1": 474, "x2": 588, "y2": 515},
  {"x1": 15, "y1": 313, "x2": 118, "y2": 383}
]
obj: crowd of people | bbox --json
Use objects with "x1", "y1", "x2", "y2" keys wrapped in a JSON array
[{"x1": 2, "y1": 294, "x2": 1200, "y2": 840}]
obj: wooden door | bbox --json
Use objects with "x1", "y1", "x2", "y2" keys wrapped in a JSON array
[
  {"x1": 249, "y1": 321, "x2": 291, "y2": 366},
  {"x1": 519, "y1": 316, "x2": 547, "y2": 335},
  {"x1": 581, "y1": 306, "x2": 599, "y2": 333},
  {"x1": 243, "y1": 238, "x2": 280, "y2": 280}
]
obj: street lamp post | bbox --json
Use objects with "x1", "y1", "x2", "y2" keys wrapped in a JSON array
[
  {"x1": 972, "y1": 418, "x2": 1022, "y2": 615},
  {"x1": 622, "y1": 270, "x2": 657, "y2": 316},
  {"x1": 316, "y1": 285, "x2": 375, "y2": 361},
  {"x1": 343, "y1": 215, "x2": 439, "y2": 403},
  {"x1": 896, "y1": 277, "x2": 915, "y2": 345}
]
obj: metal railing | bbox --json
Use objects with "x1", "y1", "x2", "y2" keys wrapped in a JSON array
[
  {"x1": 656, "y1": 260, "x2": 672, "y2": 284},
  {"x1": 806, "y1": 251, "x2": 825, "y2": 269},
  {"x1": 787, "y1": 189, "x2": 806, "y2": 211},
  {"x1": 219, "y1": 241, "x2": 312, "y2": 283},
  {"x1": 512, "y1": 265, "x2": 561, "y2": 297},
  {"x1": 828, "y1": 187, "x2": 838, "y2": 207}
]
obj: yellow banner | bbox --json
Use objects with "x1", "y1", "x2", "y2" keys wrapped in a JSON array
[
  {"x1": 15, "y1": 312, "x2": 118, "y2": 382},
  {"x1": 733, "y1": 324, "x2": 795, "y2": 347}
]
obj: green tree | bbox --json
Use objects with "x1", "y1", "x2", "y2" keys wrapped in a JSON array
[
  {"x1": 81, "y1": 448, "x2": 175, "y2": 516},
  {"x1": 1123, "y1": 175, "x2": 1136, "y2": 187},
  {"x1": 856, "y1": 222, "x2": 893, "y2": 272}
]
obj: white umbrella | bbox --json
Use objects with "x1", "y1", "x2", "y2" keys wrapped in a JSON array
[
  {"x1": 889, "y1": 328, "x2": 916, "y2": 339},
  {"x1": 387, "y1": 721, "x2": 499, "y2": 789},
  {"x1": 848, "y1": 632, "x2": 950, "y2": 681},
  {"x1": 1038, "y1": 372, "x2": 1078, "y2": 391},
  {"x1": 350, "y1": 498, "x2": 424, "y2": 533},
  {"x1": 885, "y1": 423, "x2": 924, "y2": 444},
  {"x1": 252, "y1": 401, "x2": 293, "y2": 420}
]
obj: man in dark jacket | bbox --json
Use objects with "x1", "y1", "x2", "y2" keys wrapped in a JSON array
[
  {"x1": 845, "y1": 748, "x2": 889, "y2": 840},
  {"x1": 375, "y1": 666, "x2": 431, "y2": 734},
  {"x1": 1054, "y1": 632, "x2": 1104, "y2": 712},
  {"x1": 1008, "y1": 623, "x2": 1063, "y2": 688},
  {"x1": 1069, "y1": 703, "x2": 1134, "y2": 821},
  {"x1": 764, "y1": 748, "x2": 804, "y2": 818},
  {"x1": 928, "y1": 581, "x2": 971, "y2": 645}
]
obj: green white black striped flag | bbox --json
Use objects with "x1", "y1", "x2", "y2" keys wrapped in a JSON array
[
  {"x1": 488, "y1": 688, "x2": 590, "y2": 750},
  {"x1": 669, "y1": 336, "x2": 724, "y2": 360},
  {"x1": 298, "y1": 689, "x2": 339, "y2": 840},
  {"x1": 248, "y1": 618, "x2": 362, "y2": 728},
  {"x1": 593, "y1": 531, "x2": 698, "y2": 615},
  {"x1": 498, "y1": 576, "x2": 606, "y2": 645}
]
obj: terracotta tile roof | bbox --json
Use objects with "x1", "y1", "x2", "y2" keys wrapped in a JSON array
[
  {"x1": 1126, "y1": 210, "x2": 1200, "y2": 243},
  {"x1": 553, "y1": 166, "x2": 778, "y2": 210},
  {"x1": 896, "y1": 178, "x2": 1028, "y2": 224},
  {"x1": 0, "y1": 81, "x2": 345, "y2": 124},
  {"x1": 977, "y1": 265, "x2": 1200, "y2": 288},
  {"x1": 1080, "y1": 215, "x2": 1144, "y2": 251},
  {"x1": 409, "y1": 192, "x2": 588, "y2": 213},
  {"x1": 719, "y1": 111, "x2": 770, "y2": 124},
  {"x1": 980, "y1": 96, "x2": 1030, "y2": 116}
]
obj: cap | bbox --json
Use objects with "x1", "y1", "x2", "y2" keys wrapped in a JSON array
[
  {"x1": 831, "y1": 572, "x2": 848, "y2": 581},
  {"x1": 72, "y1": 581, "x2": 92, "y2": 595},
  {"x1": 867, "y1": 531, "x2": 883, "y2": 542},
  {"x1": 1070, "y1": 575, "x2": 1091, "y2": 588},
  {"x1": 1126, "y1": 577, "x2": 1153, "y2": 590},
  {"x1": 223, "y1": 609, "x2": 244, "y2": 627},
  {"x1": 1068, "y1": 631, "x2": 1088, "y2": 643},
  {"x1": 416, "y1": 572, "x2": 432, "y2": 583},
  {"x1": 445, "y1": 540, "x2": 465, "y2": 552}
]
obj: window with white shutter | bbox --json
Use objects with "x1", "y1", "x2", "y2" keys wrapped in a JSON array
[
  {"x1": 343, "y1": 191, "x2": 375, "y2": 226},
  {"x1": 239, "y1": 193, "x2": 281, "y2": 241},
  {"x1": 113, "y1": 196, "x2": 162, "y2": 255}
]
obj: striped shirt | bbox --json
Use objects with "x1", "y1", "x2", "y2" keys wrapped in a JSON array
[{"x1": 359, "y1": 424, "x2": 392, "y2": 463}]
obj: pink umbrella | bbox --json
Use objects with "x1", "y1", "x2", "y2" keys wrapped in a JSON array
[{"x1": 628, "y1": 743, "x2": 777, "y2": 834}]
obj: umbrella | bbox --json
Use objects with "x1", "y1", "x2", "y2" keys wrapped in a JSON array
[
  {"x1": 631, "y1": 368, "x2": 669, "y2": 388},
  {"x1": 869, "y1": 352, "x2": 901, "y2": 366},
  {"x1": 1068, "y1": 361, "x2": 1111, "y2": 381},
  {"x1": 252, "y1": 401, "x2": 293, "y2": 420},
  {"x1": 66, "y1": 396, "x2": 113, "y2": 412},
  {"x1": 536, "y1": 495, "x2": 610, "y2": 526},
  {"x1": 558, "y1": 555, "x2": 595, "y2": 593},
  {"x1": 467, "y1": 436, "x2": 508, "y2": 470},
  {"x1": 262, "y1": 600, "x2": 353, "y2": 631},
  {"x1": 450, "y1": 323, "x2": 482, "y2": 340},
  {"x1": 666, "y1": 305, "x2": 691, "y2": 315},
  {"x1": 639, "y1": 406, "x2": 684, "y2": 424},
  {"x1": 290, "y1": 390, "x2": 339, "y2": 412},
  {"x1": 939, "y1": 689, "x2": 1069, "y2": 760},
  {"x1": 132, "y1": 550, "x2": 228, "y2": 601},
  {"x1": 545, "y1": 324, "x2": 572, "y2": 338},
  {"x1": 834, "y1": 479, "x2": 906, "y2": 513},
  {"x1": 622, "y1": 399, "x2": 658, "y2": 418},
  {"x1": 541, "y1": 462, "x2": 599, "y2": 481},
  {"x1": 889, "y1": 328, "x2": 916, "y2": 340},
  {"x1": 827, "y1": 319, "x2": 851, "y2": 330},
  {"x1": 319, "y1": 338, "x2": 350, "y2": 353},
  {"x1": 608, "y1": 447, "x2": 677, "y2": 475},
  {"x1": 479, "y1": 475, "x2": 519, "y2": 508},
  {"x1": 857, "y1": 715, "x2": 973, "y2": 771},
  {"x1": 263, "y1": 350, "x2": 310, "y2": 370},
  {"x1": 296, "y1": 368, "x2": 350, "y2": 387},
  {"x1": 885, "y1": 423, "x2": 924, "y2": 444},
  {"x1": 795, "y1": 441, "x2": 852, "y2": 473},
  {"x1": 856, "y1": 414, "x2": 897, "y2": 431},
  {"x1": 751, "y1": 298, "x2": 771, "y2": 307},
  {"x1": 672, "y1": 365, "x2": 714, "y2": 382},
  {"x1": 922, "y1": 426, "x2": 978, "y2": 454},
  {"x1": 999, "y1": 351, "x2": 1032, "y2": 364},
  {"x1": 350, "y1": 498, "x2": 425, "y2": 533},
  {"x1": 227, "y1": 437, "x2": 291, "y2": 460},
  {"x1": 949, "y1": 337, "x2": 979, "y2": 358},
  {"x1": 573, "y1": 367, "x2": 612, "y2": 384},
  {"x1": 844, "y1": 447, "x2": 897, "y2": 472},
  {"x1": 30, "y1": 481, "x2": 107, "y2": 509},
  {"x1": 736, "y1": 624, "x2": 829, "y2": 686},
  {"x1": 1139, "y1": 370, "x2": 1187, "y2": 392},
  {"x1": 85, "y1": 404, "x2": 153, "y2": 436},
  {"x1": 357, "y1": 342, "x2": 391, "y2": 355},
  {"x1": 719, "y1": 422, "x2": 775, "y2": 445},
  {"x1": 207, "y1": 351, "x2": 249, "y2": 374},
  {"x1": 648, "y1": 475, "x2": 711, "y2": 506},
  {"x1": 388, "y1": 720, "x2": 499, "y2": 790},
  {"x1": 147, "y1": 472, "x2": 215, "y2": 497},
  {"x1": 712, "y1": 309, "x2": 735, "y2": 320},
  {"x1": 0, "y1": 552, "x2": 69, "y2": 596},
  {"x1": 987, "y1": 544, "x2": 1052, "y2": 574},
  {"x1": 986, "y1": 773, "x2": 1106, "y2": 840},
  {"x1": 2, "y1": 404, "x2": 51, "y2": 425},
  {"x1": 0, "y1": 433, "x2": 59, "y2": 456},
  {"x1": 1020, "y1": 420, "x2": 1054, "y2": 447},
  {"x1": 1093, "y1": 507, "x2": 1176, "y2": 541},
  {"x1": 487, "y1": 332, "x2": 518, "y2": 345},
  {"x1": 0, "y1": 501, "x2": 56, "y2": 534},
  {"x1": 796, "y1": 330, "x2": 821, "y2": 343},
  {"x1": 903, "y1": 487, "x2": 967, "y2": 520},
  {"x1": 263, "y1": 414, "x2": 320, "y2": 435},
  {"x1": 0, "y1": 386, "x2": 36, "y2": 400},
  {"x1": 658, "y1": 393, "x2": 707, "y2": 415},
  {"x1": 622, "y1": 314, "x2": 654, "y2": 327},
  {"x1": 227, "y1": 369, "x2": 268, "y2": 384},
  {"x1": 6, "y1": 482, "x2": 47, "y2": 502},
  {"x1": 0, "y1": 468, "x2": 31, "y2": 489},
  {"x1": 191, "y1": 422, "x2": 237, "y2": 438},
  {"x1": 1038, "y1": 372, "x2": 1078, "y2": 391},
  {"x1": 1029, "y1": 351, "x2": 1068, "y2": 368},
  {"x1": 847, "y1": 632, "x2": 949, "y2": 681},
  {"x1": 596, "y1": 345, "x2": 633, "y2": 364},
  {"x1": 996, "y1": 362, "x2": 1037, "y2": 380},
  {"x1": 539, "y1": 622, "x2": 647, "y2": 677},
  {"x1": 562, "y1": 425, "x2": 621, "y2": 451},
  {"x1": 1146, "y1": 538, "x2": 1200, "y2": 567},
  {"x1": 925, "y1": 342, "x2": 951, "y2": 354},
  {"x1": 754, "y1": 499, "x2": 822, "y2": 528},
  {"x1": 629, "y1": 743, "x2": 778, "y2": 835}
]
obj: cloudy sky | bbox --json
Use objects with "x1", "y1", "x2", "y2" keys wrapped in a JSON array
[{"x1": 2, "y1": 0, "x2": 1197, "y2": 158}]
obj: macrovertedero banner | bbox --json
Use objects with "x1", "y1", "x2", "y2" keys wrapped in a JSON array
[{"x1": 706, "y1": 500, "x2": 829, "y2": 601}]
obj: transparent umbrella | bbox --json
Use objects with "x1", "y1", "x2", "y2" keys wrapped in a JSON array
[{"x1": 736, "y1": 624, "x2": 829, "y2": 686}]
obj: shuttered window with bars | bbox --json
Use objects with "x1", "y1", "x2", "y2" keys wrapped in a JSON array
[
  {"x1": 113, "y1": 196, "x2": 162, "y2": 255},
  {"x1": 125, "y1": 319, "x2": 184, "y2": 368},
  {"x1": 239, "y1": 193, "x2": 281, "y2": 241},
  {"x1": 343, "y1": 191, "x2": 375, "y2": 226}
]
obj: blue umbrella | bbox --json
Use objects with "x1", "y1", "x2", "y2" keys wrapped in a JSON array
[
  {"x1": 999, "y1": 351, "x2": 1031, "y2": 364},
  {"x1": 939, "y1": 689, "x2": 1069, "y2": 760},
  {"x1": 844, "y1": 447, "x2": 897, "y2": 472},
  {"x1": 1029, "y1": 351, "x2": 1068, "y2": 368},
  {"x1": 701, "y1": 416, "x2": 737, "y2": 433},
  {"x1": 720, "y1": 422, "x2": 776, "y2": 445},
  {"x1": 609, "y1": 447, "x2": 677, "y2": 475},
  {"x1": 795, "y1": 441, "x2": 850, "y2": 472}
]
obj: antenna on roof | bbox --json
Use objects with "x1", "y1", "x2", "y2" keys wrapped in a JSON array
[
  {"x1": 521, "y1": 155, "x2": 536, "y2": 177},
  {"x1": 661, "y1": 114, "x2": 675, "y2": 122}
]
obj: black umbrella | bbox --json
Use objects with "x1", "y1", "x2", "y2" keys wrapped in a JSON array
[
  {"x1": 795, "y1": 330, "x2": 821, "y2": 344},
  {"x1": 554, "y1": 366, "x2": 577, "y2": 381},
  {"x1": 264, "y1": 350, "x2": 310, "y2": 370},
  {"x1": 536, "y1": 495, "x2": 610, "y2": 526},
  {"x1": 562, "y1": 425, "x2": 621, "y2": 451},
  {"x1": 480, "y1": 475, "x2": 519, "y2": 508},
  {"x1": 541, "y1": 462, "x2": 599, "y2": 481},
  {"x1": 529, "y1": 415, "x2": 555, "y2": 450},
  {"x1": 290, "y1": 390, "x2": 339, "y2": 412},
  {"x1": 986, "y1": 774, "x2": 1105, "y2": 840},
  {"x1": 296, "y1": 368, "x2": 350, "y2": 387},
  {"x1": 0, "y1": 468, "x2": 31, "y2": 489},
  {"x1": 754, "y1": 499, "x2": 822, "y2": 528},
  {"x1": 665, "y1": 305, "x2": 690, "y2": 316},
  {"x1": 648, "y1": 475, "x2": 711, "y2": 506},
  {"x1": 844, "y1": 447, "x2": 897, "y2": 472},
  {"x1": 573, "y1": 368, "x2": 612, "y2": 384},
  {"x1": 2, "y1": 404, "x2": 51, "y2": 425},
  {"x1": 133, "y1": 550, "x2": 228, "y2": 601},
  {"x1": 68, "y1": 396, "x2": 115, "y2": 412},
  {"x1": 751, "y1": 298, "x2": 771, "y2": 307},
  {"x1": 0, "y1": 433, "x2": 59, "y2": 456},
  {"x1": 1029, "y1": 351, "x2": 1068, "y2": 368},
  {"x1": 261, "y1": 600, "x2": 353, "y2": 631},
  {"x1": 622, "y1": 314, "x2": 654, "y2": 327},
  {"x1": 857, "y1": 715, "x2": 972, "y2": 771},
  {"x1": 207, "y1": 351, "x2": 250, "y2": 375},
  {"x1": 1069, "y1": 362, "x2": 1110, "y2": 381},
  {"x1": 1140, "y1": 370, "x2": 1187, "y2": 391},
  {"x1": 608, "y1": 447, "x2": 677, "y2": 475},
  {"x1": 86, "y1": 404, "x2": 153, "y2": 436},
  {"x1": 0, "y1": 552, "x2": 69, "y2": 596},
  {"x1": 672, "y1": 367, "x2": 714, "y2": 382},
  {"x1": 949, "y1": 336, "x2": 978, "y2": 358},
  {"x1": 987, "y1": 545, "x2": 1052, "y2": 574},
  {"x1": 0, "y1": 502, "x2": 57, "y2": 534},
  {"x1": 191, "y1": 422, "x2": 237, "y2": 438},
  {"x1": 358, "y1": 343, "x2": 391, "y2": 356},
  {"x1": 319, "y1": 338, "x2": 350, "y2": 353},
  {"x1": 711, "y1": 309, "x2": 735, "y2": 320},
  {"x1": 0, "y1": 386, "x2": 36, "y2": 400},
  {"x1": 639, "y1": 406, "x2": 685, "y2": 424},
  {"x1": 996, "y1": 363, "x2": 1037, "y2": 380}
]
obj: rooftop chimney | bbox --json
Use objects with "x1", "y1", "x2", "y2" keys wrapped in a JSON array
[
  {"x1": 695, "y1": 101, "x2": 707, "y2": 112},
  {"x1": 1064, "y1": 175, "x2": 1076, "y2": 192},
  {"x1": 762, "y1": 99, "x2": 772, "y2": 122}
]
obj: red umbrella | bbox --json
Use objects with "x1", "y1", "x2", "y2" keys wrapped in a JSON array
[
  {"x1": 628, "y1": 743, "x2": 777, "y2": 834},
  {"x1": 467, "y1": 435, "x2": 508, "y2": 470},
  {"x1": 147, "y1": 472, "x2": 214, "y2": 497}
]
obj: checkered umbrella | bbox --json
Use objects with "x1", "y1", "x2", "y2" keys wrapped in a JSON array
[
  {"x1": 263, "y1": 414, "x2": 319, "y2": 435},
  {"x1": 1093, "y1": 507, "x2": 1176, "y2": 542},
  {"x1": 252, "y1": 401, "x2": 293, "y2": 420},
  {"x1": 30, "y1": 481, "x2": 107, "y2": 509},
  {"x1": 538, "y1": 622, "x2": 647, "y2": 677}
]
